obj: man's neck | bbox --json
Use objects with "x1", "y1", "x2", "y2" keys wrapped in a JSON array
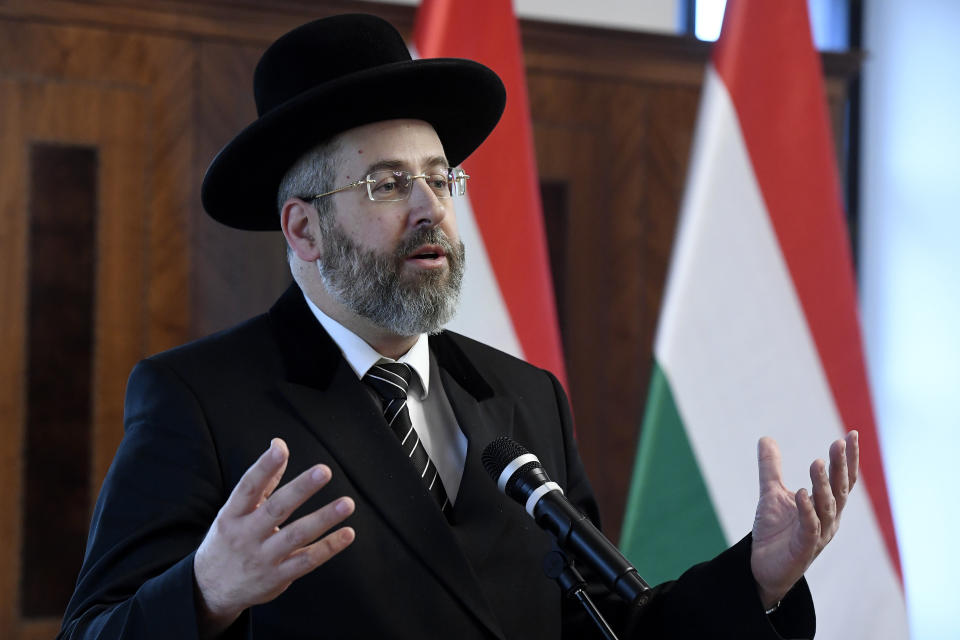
[{"x1": 303, "y1": 283, "x2": 418, "y2": 360}]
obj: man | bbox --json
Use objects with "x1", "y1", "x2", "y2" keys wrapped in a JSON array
[{"x1": 60, "y1": 14, "x2": 857, "y2": 639}]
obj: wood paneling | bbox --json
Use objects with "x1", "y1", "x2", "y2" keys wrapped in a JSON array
[
  {"x1": 0, "y1": 76, "x2": 29, "y2": 639},
  {"x1": 191, "y1": 40, "x2": 292, "y2": 338},
  {"x1": 23, "y1": 144, "x2": 97, "y2": 617},
  {"x1": 143, "y1": 31, "x2": 195, "y2": 355},
  {"x1": 0, "y1": 17, "x2": 190, "y2": 638},
  {"x1": 539, "y1": 180, "x2": 570, "y2": 343},
  {"x1": 0, "y1": 76, "x2": 144, "y2": 640}
]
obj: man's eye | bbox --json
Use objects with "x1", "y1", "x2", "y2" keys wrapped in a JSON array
[
  {"x1": 374, "y1": 180, "x2": 397, "y2": 193},
  {"x1": 429, "y1": 177, "x2": 447, "y2": 189}
]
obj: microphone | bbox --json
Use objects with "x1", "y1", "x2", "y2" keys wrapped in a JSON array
[{"x1": 482, "y1": 436, "x2": 651, "y2": 606}]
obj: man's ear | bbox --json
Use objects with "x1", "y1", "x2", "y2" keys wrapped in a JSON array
[{"x1": 281, "y1": 198, "x2": 322, "y2": 262}]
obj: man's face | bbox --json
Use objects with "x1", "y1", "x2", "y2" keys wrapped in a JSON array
[{"x1": 315, "y1": 119, "x2": 466, "y2": 336}]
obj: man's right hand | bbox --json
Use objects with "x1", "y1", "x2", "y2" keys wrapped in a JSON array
[{"x1": 193, "y1": 438, "x2": 356, "y2": 637}]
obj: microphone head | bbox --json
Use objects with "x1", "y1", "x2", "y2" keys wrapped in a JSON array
[
  {"x1": 482, "y1": 436, "x2": 554, "y2": 506},
  {"x1": 481, "y1": 436, "x2": 530, "y2": 480}
]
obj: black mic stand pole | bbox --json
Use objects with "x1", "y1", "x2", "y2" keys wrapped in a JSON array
[{"x1": 544, "y1": 550, "x2": 620, "y2": 640}]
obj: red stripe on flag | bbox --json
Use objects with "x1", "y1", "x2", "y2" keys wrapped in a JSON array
[
  {"x1": 414, "y1": 0, "x2": 568, "y2": 388},
  {"x1": 712, "y1": 0, "x2": 902, "y2": 581}
]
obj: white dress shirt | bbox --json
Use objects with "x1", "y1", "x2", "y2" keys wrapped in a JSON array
[{"x1": 303, "y1": 294, "x2": 467, "y2": 501}]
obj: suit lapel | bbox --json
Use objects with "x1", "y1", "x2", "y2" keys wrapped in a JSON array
[
  {"x1": 268, "y1": 286, "x2": 505, "y2": 639},
  {"x1": 439, "y1": 367, "x2": 517, "y2": 568}
]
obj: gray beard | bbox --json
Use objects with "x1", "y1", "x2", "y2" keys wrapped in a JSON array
[{"x1": 316, "y1": 221, "x2": 465, "y2": 336}]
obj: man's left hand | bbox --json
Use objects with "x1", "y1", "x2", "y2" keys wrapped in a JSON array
[{"x1": 749, "y1": 430, "x2": 859, "y2": 609}]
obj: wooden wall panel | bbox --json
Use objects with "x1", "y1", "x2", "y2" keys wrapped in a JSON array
[
  {"x1": 143, "y1": 36, "x2": 195, "y2": 355},
  {"x1": 0, "y1": 17, "x2": 194, "y2": 638},
  {"x1": 191, "y1": 40, "x2": 292, "y2": 338},
  {"x1": 0, "y1": 17, "x2": 195, "y2": 458},
  {"x1": 23, "y1": 143, "x2": 97, "y2": 618},
  {"x1": 0, "y1": 76, "x2": 28, "y2": 639},
  {"x1": 529, "y1": 68, "x2": 702, "y2": 536},
  {"x1": 83, "y1": 81, "x2": 150, "y2": 486},
  {"x1": 0, "y1": 72, "x2": 150, "y2": 640}
]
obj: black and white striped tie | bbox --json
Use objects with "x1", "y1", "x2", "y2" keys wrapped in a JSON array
[{"x1": 363, "y1": 362, "x2": 450, "y2": 515}]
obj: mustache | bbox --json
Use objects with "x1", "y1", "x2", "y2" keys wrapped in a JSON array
[{"x1": 394, "y1": 227, "x2": 456, "y2": 259}]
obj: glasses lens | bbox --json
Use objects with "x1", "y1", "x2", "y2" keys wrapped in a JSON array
[
  {"x1": 448, "y1": 168, "x2": 468, "y2": 197},
  {"x1": 425, "y1": 174, "x2": 450, "y2": 198},
  {"x1": 367, "y1": 170, "x2": 411, "y2": 201}
]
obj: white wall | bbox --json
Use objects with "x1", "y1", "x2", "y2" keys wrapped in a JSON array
[
  {"x1": 372, "y1": 0, "x2": 844, "y2": 45},
  {"x1": 368, "y1": 0, "x2": 679, "y2": 33},
  {"x1": 861, "y1": 2, "x2": 960, "y2": 639}
]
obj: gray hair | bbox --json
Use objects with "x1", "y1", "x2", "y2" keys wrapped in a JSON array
[
  {"x1": 277, "y1": 137, "x2": 341, "y2": 223},
  {"x1": 277, "y1": 138, "x2": 341, "y2": 260}
]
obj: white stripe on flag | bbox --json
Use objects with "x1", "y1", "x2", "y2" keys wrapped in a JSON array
[{"x1": 445, "y1": 192, "x2": 525, "y2": 359}]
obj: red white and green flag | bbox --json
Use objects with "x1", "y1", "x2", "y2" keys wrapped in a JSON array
[
  {"x1": 414, "y1": 0, "x2": 568, "y2": 387},
  {"x1": 619, "y1": 1, "x2": 908, "y2": 637}
]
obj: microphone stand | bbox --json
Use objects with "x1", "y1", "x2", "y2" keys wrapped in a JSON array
[{"x1": 544, "y1": 550, "x2": 620, "y2": 640}]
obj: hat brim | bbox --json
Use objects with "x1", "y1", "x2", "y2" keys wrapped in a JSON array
[{"x1": 201, "y1": 58, "x2": 506, "y2": 231}]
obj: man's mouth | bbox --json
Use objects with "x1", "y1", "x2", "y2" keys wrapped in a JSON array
[{"x1": 406, "y1": 244, "x2": 448, "y2": 266}]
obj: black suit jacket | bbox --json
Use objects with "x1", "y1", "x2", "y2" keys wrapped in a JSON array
[{"x1": 60, "y1": 285, "x2": 815, "y2": 639}]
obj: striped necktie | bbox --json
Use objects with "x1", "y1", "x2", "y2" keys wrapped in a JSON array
[{"x1": 363, "y1": 362, "x2": 450, "y2": 515}]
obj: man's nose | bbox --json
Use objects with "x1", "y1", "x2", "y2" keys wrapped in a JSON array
[{"x1": 406, "y1": 178, "x2": 448, "y2": 228}]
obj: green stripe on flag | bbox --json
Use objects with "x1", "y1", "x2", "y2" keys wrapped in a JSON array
[{"x1": 619, "y1": 362, "x2": 728, "y2": 585}]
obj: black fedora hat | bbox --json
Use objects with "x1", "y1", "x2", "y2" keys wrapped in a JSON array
[{"x1": 201, "y1": 14, "x2": 506, "y2": 230}]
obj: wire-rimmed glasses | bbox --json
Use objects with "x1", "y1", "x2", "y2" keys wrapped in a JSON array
[{"x1": 309, "y1": 167, "x2": 470, "y2": 203}]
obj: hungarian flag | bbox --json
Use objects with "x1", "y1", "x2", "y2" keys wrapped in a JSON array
[
  {"x1": 414, "y1": 0, "x2": 568, "y2": 387},
  {"x1": 619, "y1": 1, "x2": 908, "y2": 637}
]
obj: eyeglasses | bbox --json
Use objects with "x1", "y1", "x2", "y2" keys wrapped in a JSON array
[{"x1": 309, "y1": 167, "x2": 470, "y2": 203}]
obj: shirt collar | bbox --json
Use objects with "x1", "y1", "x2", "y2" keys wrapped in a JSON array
[{"x1": 303, "y1": 292, "x2": 430, "y2": 399}]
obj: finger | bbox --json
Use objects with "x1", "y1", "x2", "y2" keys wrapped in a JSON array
[
  {"x1": 260, "y1": 439, "x2": 291, "y2": 505},
  {"x1": 846, "y1": 430, "x2": 860, "y2": 489},
  {"x1": 277, "y1": 526, "x2": 356, "y2": 584},
  {"x1": 757, "y1": 437, "x2": 784, "y2": 493},
  {"x1": 793, "y1": 488, "x2": 821, "y2": 554},
  {"x1": 809, "y1": 458, "x2": 837, "y2": 537},
  {"x1": 264, "y1": 496, "x2": 355, "y2": 561},
  {"x1": 257, "y1": 464, "x2": 333, "y2": 531},
  {"x1": 828, "y1": 438, "x2": 850, "y2": 515},
  {"x1": 223, "y1": 439, "x2": 290, "y2": 518}
]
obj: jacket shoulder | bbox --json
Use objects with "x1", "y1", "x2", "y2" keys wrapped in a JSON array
[
  {"x1": 144, "y1": 312, "x2": 281, "y2": 381},
  {"x1": 432, "y1": 329, "x2": 567, "y2": 411},
  {"x1": 438, "y1": 330, "x2": 556, "y2": 379}
]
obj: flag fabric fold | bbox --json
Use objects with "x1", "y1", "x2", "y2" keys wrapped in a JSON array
[
  {"x1": 619, "y1": 2, "x2": 908, "y2": 638},
  {"x1": 414, "y1": 0, "x2": 568, "y2": 388}
]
